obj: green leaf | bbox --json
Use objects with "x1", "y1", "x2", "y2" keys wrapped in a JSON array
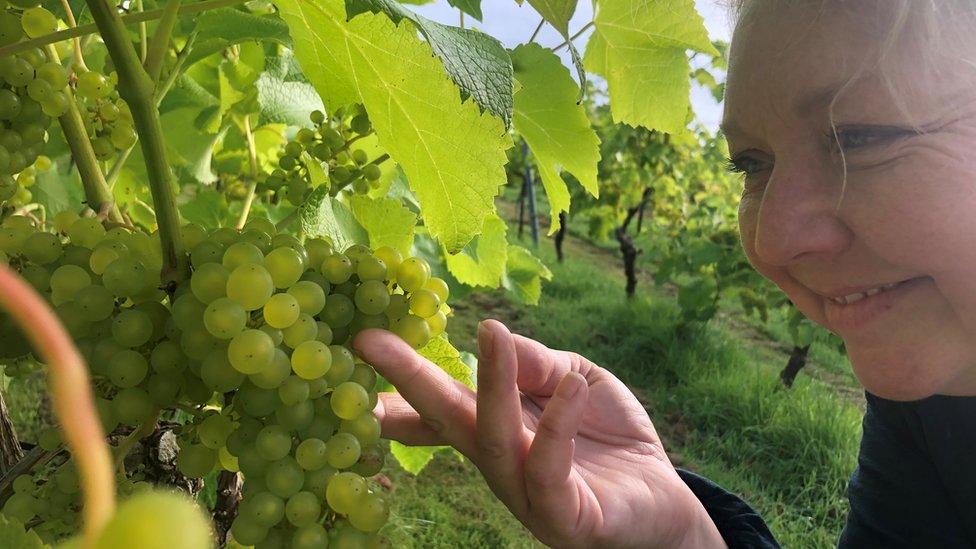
[
  {"x1": 185, "y1": 8, "x2": 292, "y2": 68},
  {"x1": 178, "y1": 188, "x2": 233, "y2": 228},
  {"x1": 160, "y1": 108, "x2": 228, "y2": 184},
  {"x1": 525, "y1": 0, "x2": 576, "y2": 35},
  {"x1": 158, "y1": 74, "x2": 219, "y2": 115},
  {"x1": 298, "y1": 188, "x2": 369, "y2": 250},
  {"x1": 418, "y1": 334, "x2": 475, "y2": 388},
  {"x1": 446, "y1": 0, "x2": 482, "y2": 20},
  {"x1": 348, "y1": 195, "x2": 417, "y2": 255},
  {"x1": 503, "y1": 245, "x2": 552, "y2": 305},
  {"x1": 255, "y1": 70, "x2": 325, "y2": 128},
  {"x1": 390, "y1": 442, "x2": 439, "y2": 474},
  {"x1": 586, "y1": 0, "x2": 717, "y2": 132},
  {"x1": 443, "y1": 214, "x2": 507, "y2": 287},
  {"x1": 277, "y1": 0, "x2": 511, "y2": 252},
  {"x1": 0, "y1": 512, "x2": 48, "y2": 548},
  {"x1": 345, "y1": 0, "x2": 514, "y2": 126},
  {"x1": 511, "y1": 43, "x2": 599, "y2": 232},
  {"x1": 32, "y1": 166, "x2": 85, "y2": 216}
]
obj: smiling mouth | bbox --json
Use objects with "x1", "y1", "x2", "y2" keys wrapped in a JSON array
[{"x1": 828, "y1": 281, "x2": 909, "y2": 305}]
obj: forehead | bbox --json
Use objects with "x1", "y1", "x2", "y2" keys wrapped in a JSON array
[{"x1": 722, "y1": 2, "x2": 976, "y2": 137}]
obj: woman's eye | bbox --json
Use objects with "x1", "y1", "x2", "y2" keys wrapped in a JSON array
[
  {"x1": 831, "y1": 126, "x2": 912, "y2": 151},
  {"x1": 725, "y1": 155, "x2": 768, "y2": 175}
]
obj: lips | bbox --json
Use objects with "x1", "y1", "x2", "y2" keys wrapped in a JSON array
[
  {"x1": 827, "y1": 281, "x2": 908, "y2": 305},
  {"x1": 819, "y1": 277, "x2": 930, "y2": 332}
]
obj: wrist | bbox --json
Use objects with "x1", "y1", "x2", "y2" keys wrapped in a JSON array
[{"x1": 674, "y1": 491, "x2": 727, "y2": 549}]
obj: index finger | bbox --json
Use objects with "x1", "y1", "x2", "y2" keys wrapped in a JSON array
[{"x1": 352, "y1": 329, "x2": 477, "y2": 456}]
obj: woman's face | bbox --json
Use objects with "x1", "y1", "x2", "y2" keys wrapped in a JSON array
[{"x1": 724, "y1": 2, "x2": 976, "y2": 400}]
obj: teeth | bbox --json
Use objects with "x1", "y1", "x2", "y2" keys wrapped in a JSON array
[{"x1": 830, "y1": 281, "x2": 905, "y2": 305}]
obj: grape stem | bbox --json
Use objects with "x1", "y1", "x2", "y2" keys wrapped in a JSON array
[
  {"x1": 44, "y1": 45, "x2": 124, "y2": 224},
  {"x1": 60, "y1": 0, "x2": 89, "y2": 71},
  {"x1": 235, "y1": 114, "x2": 260, "y2": 230},
  {"x1": 112, "y1": 409, "x2": 161, "y2": 471},
  {"x1": 86, "y1": 0, "x2": 190, "y2": 285},
  {"x1": 552, "y1": 21, "x2": 593, "y2": 52},
  {"x1": 0, "y1": 264, "x2": 115, "y2": 546},
  {"x1": 144, "y1": 0, "x2": 182, "y2": 83},
  {"x1": 135, "y1": 0, "x2": 148, "y2": 62}
]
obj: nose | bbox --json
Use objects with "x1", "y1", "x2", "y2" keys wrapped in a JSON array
[{"x1": 752, "y1": 159, "x2": 853, "y2": 266}]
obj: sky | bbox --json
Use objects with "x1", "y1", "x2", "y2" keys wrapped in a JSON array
[{"x1": 410, "y1": 1, "x2": 734, "y2": 130}]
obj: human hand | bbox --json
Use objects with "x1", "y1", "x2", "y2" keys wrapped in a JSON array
[{"x1": 352, "y1": 320, "x2": 726, "y2": 549}]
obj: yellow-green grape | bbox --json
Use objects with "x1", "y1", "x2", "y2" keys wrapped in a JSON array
[
  {"x1": 324, "y1": 432, "x2": 360, "y2": 469},
  {"x1": 259, "y1": 323, "x2": 284, "y2": 347},
  {"x1": 230, "y1": 515, "x2": 267, "y2": 546},
  {"x1": 180, "y1": 223, "x2": 207, "y2": 250},
  {"x1": 200, "y1": 349, "x2": 245, "y2": 393},
  {"x1": 108, "y1": 349, "x2": 148, "y2": 388},
  {"x1": 265, "y1": 457, "x2": 304, "y2": 499},
  {"x1": 408, "y1": 289, "x2": 440, "y2": 318},
  {"x1": 291, "y1": 340, "x2": 332, "y2": 380},
  {"x1": 228, "y1": 329, "x2": 276, "y2": 374},
  {"x1": 102, "y1": 257, "x2": 151, "y2": 298},
  {"x1": 295, "y1": 438, "x2": 328, "y2": 471},
  {"x1": 427, "y1": 310, "x2": 447, "y2": 337},
  {"x1": 50, "y1": 264, "x2": 90, "y2": 301},
  {"x1": 314, "y1": 322, "x2": 334, "y2": 346},
  {"x1": 255, "y1": 425, "x2": 292, "y2": 461},
  {"x1": 113, "y1": 386, "x2": 153, "y2": 425},
  {"x1": 89, "y1": 240, "x2": 127, "y2": 274},
  {"x1": 325, "y1": 472, "x2": 367, "y2": 515},
  {"x1": 150, "y1": 340, "x2": 185, "y2": 375},
  {"x1": 248, "y1": 348, "x2": 291, "y2": 390},
  {"x1": 21, "y1": 7, "x2": 57, "y2": 39},
  {"x1": 305, "y1": 238, "x2": 332, "y2": 267},
  {"x1": 350, "y1": 114, "x2": 372, "y2": 135},
  {"x1": 354, "y1": 280, "x2": 390, "y2": 316},
  {"x1": 241, "y1": 491, "x2": 285, "y2": 528},
  {"x1": 52, "y1": 210, "x2": 79, "y2": 233},
  {"x1": 171, "y1": 292, "x2": 205, "y2": 331},
  {"x1": 424, "y1": 277, "x2": 450, "y2": 302},
  {"x1": 385, "y1": 294, "x2": 409, "y2": 320},
  {"x1": 321, "y1": 254, "x2": 353, "y2": 284},
  {"x1": 286, "y1": 281, "x2": 326, "y2": 316},
  {"x1": 349, "y1": 363, "x2": 377, "y2": 391},
  {"x1": 331, "y1": 382, "x2": 369, "y2": 420},
  {"x1": 197, "y1": 413, "x2": 233, "y2": 450},
  {"x1": 265, "y1": 247, "x2": 304, "y2": 288},
  {"x1": 111, "y1": 309, "x2": 153, "y2": 348},
  {"x1": 203, "y1": 297, "x2": 247, "y2": 339},
  {"x1": 190, "y1": 262, "x2": 229, "y2": 303},
  {"x1": 284, "y1": 491, "x2": 321, "y2": 527},
  {"x1": 147, "y1": 374, "x2": 182, "y2": 406},
  {"x1": 340, "y1": 413, "x2": 381, "y2": 447},
  {"x1": 66, "y1": 216, "x2": 106, "y2": 248},
  {"x1": 395, "y1": 257, "x2": 430, "y2": 293},
  {"x1": 351, "y1": 446, "x2": 385, "y2": 478},
  {"x1": 278, "y1": 375, "x2": 309, "y2": 405},
  {"x1": 218, "y1": 446, "x2": 239, "y2": 472},
  {"x1": 282, "y1": 313, "x2": 317, "y2": 348},
  {"x1": 0, "y1": 12, "x2": 23, "y2": 47},
  {"x1": 323, "y1": 294, "x2": 355, "y2": 328},
  {"x1": 325, "y1": 345, "x2": 355, "y2": 386},
  {"x1": 243, "y1": 216, "x2": 276, "y2": 235},
  {"x1": 392, "y1": 314, "x2": 430, "y2": 349},
  {"x1": 21, "y1": 231, "x2": 61, "y2": 264},
  {"x1": 263, "y1": 293, "x2": 300, "y2": 329},
  {"x1": 73, "y1": 285, "x2": 114, "y2": 322},
  {"x1": 180, "y1": 329, "x2": 219, "y2": 361},
  {"x1": 356, "y1": 255, "x2": 387, "y2": 281},
  {"x1": 94, "y1": 491, "x2": 213, "y2": 549},
  {"x1": 275, "y1": 400, "x2": 314, "y2": 432},
  {"x1": 362, "y1": 163, "x2": 382, "y2": 181},
  {"x1": 190, "y1": 240, "x2": 224, "y2": 267},
  {"x1": 348, "y1": 492, "x2": 390, "y2": 533},
  {"x1": 20, "y1": 263, "x2": 50, "y2": 292},
  {"x1": 292, "y1": 524, "x2": 329, "y2": 549},
  {"x1": 227, "y1": 263, "x2": 274, "y2": 310},
  {"x1": 222, "y1": 241, "x2": 264, "y2": 270}
]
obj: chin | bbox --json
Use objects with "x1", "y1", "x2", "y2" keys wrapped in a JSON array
[{"x1": 848, "y1": 341, "x2": 974, "y2": 401}]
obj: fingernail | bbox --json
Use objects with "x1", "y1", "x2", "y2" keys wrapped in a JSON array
[
  {"x1": 556, "y1": 374, "x2": 584, "y2": 399},
  {"x1": 478, "y1": 321, "x2": 494, "y2": 361}
]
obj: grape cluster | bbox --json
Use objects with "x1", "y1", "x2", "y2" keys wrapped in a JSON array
[
  {"x1": 0, "y1": 9, "x2": 68, "y2": 205},
  {"x1": 75, "y1": 70, "x2": 137, "y2": 160},
  {"x1": 264, "y1": 107, "x2": 383, "y2": 205},
  {"x1": 0, "y1": 212, "x2": 450, "y2": 547}
]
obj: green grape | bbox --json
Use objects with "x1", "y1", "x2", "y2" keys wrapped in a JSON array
[
  {"x1": 263, "y1": 293, "x2": 300, "y2": 329},
  {"x1": 21, "y1": 231, "x2": 61, "y2": 264},
  {"x1": 324, "y1": 432, "x2": 361, "y2": 469},
  {"x1": 362, "y1": 163, "x2": 382, "y2": 181},
  {"x1": 291, "y1": 340, "x2": 332, "y2": 380},
  {"x1": 190, "y1": 240, "x2": 224, "y2": 266},
  {"x1": 26, "y1": 78, "x2": 52, "y2": 102},
  {"x1": 386, "y1": 294, "x2": 410, "y2": 320},
  {"x1": 36, "y1": 62, "x2": 66, "y2": 89},
  {"x1": 241, "y1": 491, "x2": 285, "y2": 528},
  {"x1": 348, "y1": 492, "x2": 389, "y2": 533},
  {"x1": 409, "y1": 289, "x2": 441, "y2": 318},
  {"x1": 38, "y1": 426, "x2": 61, "y2": 451},
  {"x1": 292, "y1": 524, "x2": 328, "y2": 549},
  {"x1": 427, "y1": 310, "x2": 447, "y2": 337},
  {"x1": 102, "y1": 257, "x2": 151, "y2": 298},
  {"x1": 200, "y1": 349, "x2": 245, "y2": 393},
  {"x1": 302, "y1": 463, "x2": 335, "y2": 494},
  {"x1": 334, "y1": 280, "x2": 358, "y2": 298},
  {"x1": 340, "y1": 413, "x2": 381, "y2": 447},
  {"x1": 249, "y1": 348, "x2": 292, "y2": 390},
  {"x1": 284, "y1": 491, "x2": 320, "y2": 527},
  {"x1": 110, "y1": 123, "x2": 137, "y2": 149},
  {"x1": 356, "y1": 256, "x2": 386, "y2": 282},
  {"x1": 108, "y1": 349, "x2": 148, "y2": 388},
  {"x1": 223, "y1": 241, "x2": 264, "y2": 270},
  {"x1": 65, "y1": 218, "x2": 104, "y2": 251},
  {"x1": 89, "y1": 241, "x2": 126, "y2": 274},
  {"x1": 197, "y1": 413, "x2": 233, "y2": 450},
  {"x1": 21, "y1": 6, "x2": 57, "y2": 38},
  {"x1": 190, "y1": 262, "x2": 229, "y2": 303},
  {"x1": 350, "y1": 114, "x2": 371, "y2": 135},
  {"x1": 322, "y1": 127, "x2": 344, "y2": 148},
  {"x1": 20, "y1": 263, "x2": 50, "y2": 291},
  {"x1": 265, "y1": 457, "x2": 304, "y2": 499},
  {"x1": 304, "y1": 238, "x2": 332, "y2": 267},
  {"x1": 228, "y1": 329, "x2": 275, "y2": 374},
  {"x1": 278, "y1": 154, "x2": 296, "y2": 170},
  {"x1": 12, "y1": 474, "x2": 32, "y2": 494},
  {"x1": 75, "y1": 71, "x2": 112, "y2": 100},
  {"x1": 331, "y1": 382, "x2": 369, "y2": 420},
  {"x1": 42, "y1": 91, "x2": 69, "y2": 117},
  {"x1": 0, "y1": 89, "x2": 21, "y2": 120},
  {"x1": 294, "y1": 438, "x2": 328, "y2": 471},
  {"x1": 344, "y1": 244, "x2": 372, "y2": 262},
  {"x1": 314, "y1": 322, "x2": 334, "y2": 346},
  {"x1": 180, "y1": 327, "x2": 220, "y2": 361},
  {"x1": 180, "y1": 223, "x2": 207, "y2": 250},
  {"x1": 227, "y1": 263, "x2": 274, "y2": 310},
  {"x1": 321, "y1": 254, "x2": 353, "y2": 284},
  {"x1": 0, "y1": 12, "x2": 23, "y2": 47},
  {"x1": 264, "y1": 247, "x2": 304, "y2": 288},
  {"x1": 113, "y1": 386, "x2": 153, "y2": 425},
  {"x1": 354, "y1": 280, "x2": 391, "y2": 316},
  {"x1": 392, "y1": 314, "x2": 430, "y2": 349},
  {"x1": 243, "y1": 217, "x2": 276, "y2": 236},
  {"x1": 278, "y1": 375, "x2": 310, "y2": 406},
  {"x1": 111, "y1": 309, "x2": 153, "y2": 347},
  {"x1": 91, "y1": 136, "x2": 114, "y2": 159},
  {"x1": 226, "y1": 417, "x2": 262, "y2": 456},
  {"x1": 3, "y1": 57, "x2": 33, "y2": 87},
  {"x1": 231, "y1": 516, "x2": 268, "y2": 546},
  {"x1": 237, "y1": 382, "x2": 278, "y2": 417},
  {"x1": 50, "y1": 264, "x2": 90, "y2": 300},
  {"x1": 348, "y1": 363, "x2": 377, "y2": 391},
  {"x1": 281, "y1": 313, "x2": 317, "y2": 349},
  {"x1": 56, "y1": 302, "x2": 90, "y2": 337},
  {"x1": 149, "y1": 340, "x2": 184, "y2": 374},
  {"x1": 62, "y1": 243, "x2": 93, "y2": 269},
  {"x1": 177, "y1": 443, "x2": 216, "y2": 478},
  {"x1": 323, "y1": 293, "x2": 355, "y2": 328},
  {"x1": 170, "y1": 292, "x2": 204, "y2": 332},
  {"x1": 218, "y1": 446, "x2": 239, "y2": 472},
  {"x1": 395, "y1": 257, "x2": 430, "y2": 292},
  {"x1": 325, "y1": 472, "x2": 367, "y2": 515},
  {"x1": 274, "y1": 400, "x2": 314, "y2": 432},
  {"x1": 203, "y1": 297, "x2": 247, "y2": 339},
  {"x1": 286, "y1": 281, "x2": 326, "y2": 316},
  {"x1": 259, "y1": 322, "x2": 284, "y2": 346},
  {"x1": 324, "y1": 345, "x2": 355, "y2": 387},
  {"x1": 350, "y1": 446, "x2": 385, "y2": 477},
  {"x1": 94, "y1": 491, "x2": 213, "y2": 549},
  {"x1": 299, "y1": 270, "x2": 332, "y2": 295},
  {"x1": 181, "y1": 372, "x2": 215, "y2": 405},
  {"x1": 3, "y1": 491, "x2": 36, "y2": 522},
  {"x1": 237, "y1": 443, "x2": 270, "y2": 477},
  {"x1": 146, "y1": 373, "x2": 182, "y2": 406},
  {"x1": 256, "y1": 425, "x2": 292, "y2": 461},
  {"x1": 0, "y1": 146, "x2": 10, "y2": 173},
  {"x1": 351, "y1": 149, "x2": 369, "y2": 165}
]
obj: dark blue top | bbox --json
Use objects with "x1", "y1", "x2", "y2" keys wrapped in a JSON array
[{"x1": 679, "y1": 392, "x2": 976, "y2": 548}]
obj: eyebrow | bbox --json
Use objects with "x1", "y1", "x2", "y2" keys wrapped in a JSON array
[{"x1": 720, "y1": 80, "x2": 852, "y2": 141}]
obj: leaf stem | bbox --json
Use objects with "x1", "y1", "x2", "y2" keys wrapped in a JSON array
[
  {"x1": 236, "y1": 115, "x2": 260, "y2": 229},
  {"x1": 0, "y1": 0, "x2": 245, "y2": 58},
  {"x1": 135, "y1": 0, "x2": 147, "y2": 62},
  {"x1": 528, "y1": 19, "x2": 545, "y2": 43},
  {"x1": 552, "y1": 21, "x2": 593, "y2": 52},
  {"x1": 45, "y1": 45, "x2": 123, "y2": 223},
  {"x1": 144, "y1": 0, "x2": 181, "y2": 82},
  {"x1": 0, "y1": 264, "x2": 115, "y2": 545},
  {"x1": 86, "y1": 0, "x2": 189, "y2": 285}
]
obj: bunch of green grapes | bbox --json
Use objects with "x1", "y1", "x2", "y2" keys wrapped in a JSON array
[
  {"x1": 264, "y1": 107, "x2": 383, "y2": 205},
  {"x1": 75, "y1": 70, "x2": 137, "y2": 160},
  {"x1": 0, "y1": 2, "x2": 69, "y2": 205}
]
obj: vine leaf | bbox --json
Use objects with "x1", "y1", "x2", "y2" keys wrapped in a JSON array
[
  {"x1": 585, "y1": 0, "x2": 717, "y2": 132},
  {"x1": 390, "y1": 442, "x2": 439, "y2": 474},
  {"x1": 446, "y1": 0, "x2": 482, "y2": 20},
  {"x1": 503, "y1": 245, "x2": 553, "y2": 305},
  {"x1": 511, "y1": 43, "x2": 599, "y2": 232},
  {"x1": 525, "y1": 0, "x2": 576, "y2": 36},
  {"x1": 32, "y1": 165, "x2": 85, "y2": 216},
  {"x1": 419, "y1": 334, "x2": 476, "y2": 389},
  {"x1": 443, "y1": 214, "x2": 507, "y2": 287},
  {"x1": 298, "y1": 188, "x2": 369, "y2": 251},
  {"x1": 276, "y1": 0, "x2": 511, "y2": 253},
  {"x1": 348, "y1": 195, "x2": 417, "y2": 255},
  {"x1": 345, "y1": 0, "x2": 514, "y2": 127},
  {"x1": 185, "y1": 8, "x2": 293, "y2": 68}
]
